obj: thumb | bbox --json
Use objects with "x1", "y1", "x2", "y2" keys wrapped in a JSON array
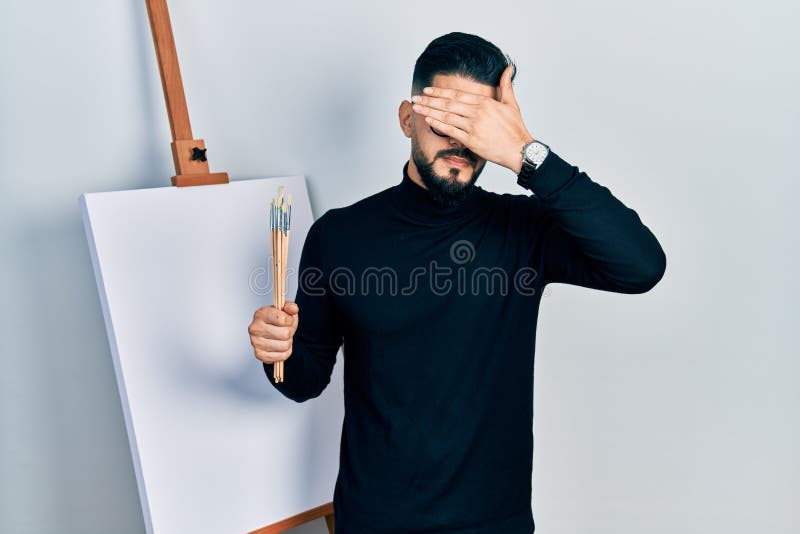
[
  {"x1": 283, "y1": 300, "x2": 299, "y2": 315},
  {"x1": 499, "y1": 65, "x2": 519, "y2": 110}
]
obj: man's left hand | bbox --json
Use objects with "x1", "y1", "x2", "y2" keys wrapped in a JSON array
[{"x1": 411, "y1": 65, "x2": 535, "y2": 174}]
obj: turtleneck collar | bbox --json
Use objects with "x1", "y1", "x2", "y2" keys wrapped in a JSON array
[{"x1": 390, "y1": 160, "x2": 484, "y2": 223}]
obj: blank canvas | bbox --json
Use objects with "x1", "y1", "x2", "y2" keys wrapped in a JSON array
[{"x1": 80, "y1": 176, "x2": 344, "y2": 534}]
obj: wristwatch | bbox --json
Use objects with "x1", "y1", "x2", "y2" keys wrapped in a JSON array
[{"x1": 516, "y1": 139, "x2": 550, "y2": 190}]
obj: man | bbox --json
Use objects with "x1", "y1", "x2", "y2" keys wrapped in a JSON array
[{"x1": 248, "y1": 32, "x2": 666, "y2": 533}]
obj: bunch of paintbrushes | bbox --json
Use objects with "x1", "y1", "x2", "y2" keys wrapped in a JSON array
[{"x1": 270, "y1": 186, "x2": 292, "y2": 383}]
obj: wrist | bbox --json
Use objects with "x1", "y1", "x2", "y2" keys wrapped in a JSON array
[{"x1": 509, "y1": 135, "x2": 536, "y2": 174}]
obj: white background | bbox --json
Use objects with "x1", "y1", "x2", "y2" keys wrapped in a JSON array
[{"x1": 1, "y1": 0, "x2": 797, "y2": 532}]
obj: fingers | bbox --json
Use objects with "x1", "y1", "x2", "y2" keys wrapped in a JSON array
[
  {"x1": 254, "y1": 304, "x2": 295, "y2": 326},
  {"x1": 249, "y1": 320, "x2": 294, "y2": 344},
  {"x1": 423, "y1": 117, "x2": 469, "y2": 145},
  {"x1": 280, "y1": 301, "x2": 300, "y2": 336},
  {"x1": 251, "y1": 334, "x2": 291, "y2": 354},
  {"x1": 249, "y1": 323, "x2": 293, "y2": 363},
  {"x1": 499, "y1": 65, "x2": 520, "y2": 110},
  {"x1": 249, "y1": 304, "x2": 299, "y2": 364},
  {"x1": 414, "y1": 105, "x2": 473, "y2": 133},
  {"x1": 422, "y1": 86, "x2": 486, "y2": 104},
  {"x1": 283, "y1": 300, "x2": 299, "y2": 315},
  {"x1": 412, "y1": 95, "x2": 477, "y2": 118}
]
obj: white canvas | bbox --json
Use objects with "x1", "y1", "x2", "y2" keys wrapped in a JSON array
[{"x1": 79, "y1": 176, "x2": 344, "y2": 534}]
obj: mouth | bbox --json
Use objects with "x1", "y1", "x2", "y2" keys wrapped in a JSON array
[{"x1": 443, "y1": 156, "x2": 470, "y2": 167}]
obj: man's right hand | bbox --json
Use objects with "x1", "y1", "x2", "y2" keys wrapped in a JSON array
[{"x1": 248, "y1": 301, "x2": 299, "y2": 364}]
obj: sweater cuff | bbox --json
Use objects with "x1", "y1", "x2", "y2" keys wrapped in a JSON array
[{"x1": 520, "y1": 149, "x2": 575, "y2": 201}]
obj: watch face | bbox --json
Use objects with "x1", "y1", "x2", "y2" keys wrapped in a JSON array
[{"x1": 525, "y1": 141, "x2": 549, "y2": 165}]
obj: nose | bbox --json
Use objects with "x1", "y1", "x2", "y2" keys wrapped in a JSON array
[
  {"x1": 449, "y1": 142, "x2": 475, "y2": 164},
  {"x1": 448, "y1": 137, "x2": 464, "y2": 150}
]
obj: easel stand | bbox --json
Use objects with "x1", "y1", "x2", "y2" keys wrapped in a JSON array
[
  {"x1": 146, "y1": 0, "x2": 228, "y2": 186},
  {"x1": 249, "y1": 503, "x2": 335, "y2": 534},
  {"x1": 143, "y1": 1, "x2": 335, "y2": 531}
]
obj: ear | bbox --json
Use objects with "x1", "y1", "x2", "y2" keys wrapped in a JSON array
[{"x1": 399, "y1": 100, "x2": 413, "y2": 138}]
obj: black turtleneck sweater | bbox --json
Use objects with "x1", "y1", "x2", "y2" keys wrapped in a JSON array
[{"x1": 263, "y1": 149, "x2": 666, "y2": 533}]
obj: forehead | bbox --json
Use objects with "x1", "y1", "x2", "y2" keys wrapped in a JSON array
[{"x1": 431, "y1": 73, "x2": 498, "y2": 100}]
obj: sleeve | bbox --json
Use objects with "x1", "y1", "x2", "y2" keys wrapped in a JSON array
[
  {"x1": 263, "y1": 214, "x2": 344, "y2": 401},
  {"x1": 526, "y1": 149, "x2": 667, "y2": 294}
]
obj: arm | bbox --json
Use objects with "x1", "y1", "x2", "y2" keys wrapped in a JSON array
[
  {"x1": 407, "y1": 69, "x2": 665, "y2": 293},
  {"x1": 263, "y1": 215, "x2": 343, "y2": 401},
  {"x1": 525, "y1": 149, "x2": 667, "y2": 294}
]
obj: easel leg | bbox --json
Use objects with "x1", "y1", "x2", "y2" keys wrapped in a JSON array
[{"x1": 324, "y1": 512, "x2": 335, "y2": 534}]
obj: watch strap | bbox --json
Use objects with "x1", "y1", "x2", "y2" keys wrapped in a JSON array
[{"x1": 517, "y1": 159, "x2": 538, "y2": 190}]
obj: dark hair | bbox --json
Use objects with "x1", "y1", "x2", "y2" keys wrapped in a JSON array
[{"x1": 411, "y1": 32, "x2": 516, "y2": 96}]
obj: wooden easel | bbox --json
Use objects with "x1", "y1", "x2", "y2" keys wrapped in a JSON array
[
  {"x1": 248, "y1": 503, "x2": 335, "y2": 534},
  {"x1": 144, "y1": 1, "x2": 336, "y2": 532},
  {"x1": 145, "y1": 0, "x2": 228, "y2": 187}
]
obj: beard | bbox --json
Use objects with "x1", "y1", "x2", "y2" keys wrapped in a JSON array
[{"x1": 411, "y1": 135, "x2": 486, "y2": 207}]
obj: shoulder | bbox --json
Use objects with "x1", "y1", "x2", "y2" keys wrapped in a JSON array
[
  {"x1": 475, "y1": 186, "x2": 549, "y2": 226},
  {"x1": 310, "y1": 183, "x2": 395, "y2": 234}
]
